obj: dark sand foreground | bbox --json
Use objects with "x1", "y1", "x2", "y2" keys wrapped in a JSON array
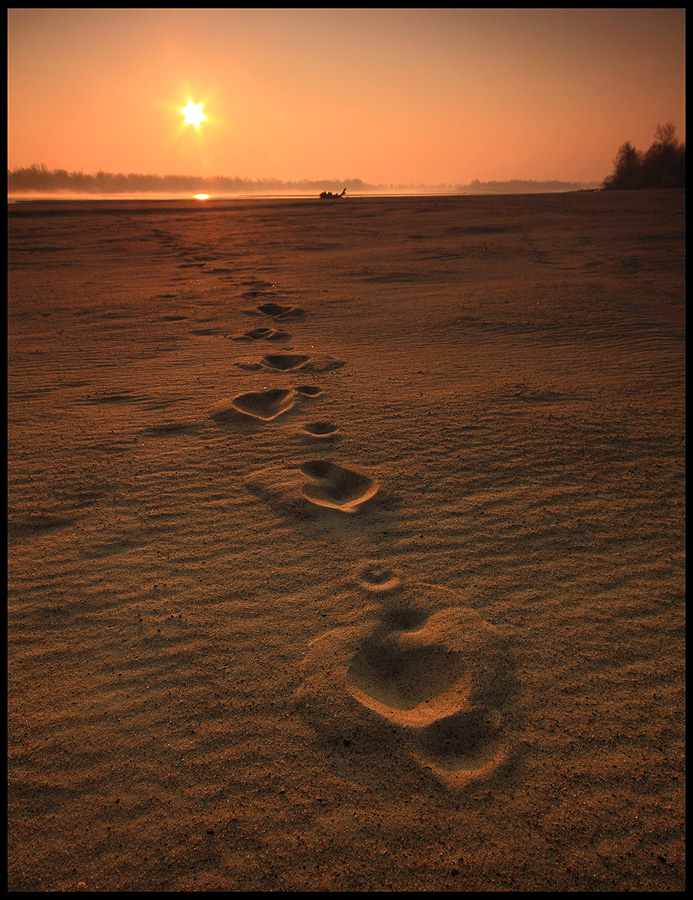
[{"x1": 7, "y1": 191, "x2": 685, "y2": 891}]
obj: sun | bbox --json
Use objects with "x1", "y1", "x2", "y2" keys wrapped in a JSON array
[{"x1": 179, "y1": 98, "x2": 208, "y2": 130}]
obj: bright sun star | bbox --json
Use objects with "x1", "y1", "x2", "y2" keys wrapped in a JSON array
[{"x1": 179, "y1": 99, "x2": 207, "y2": 130}]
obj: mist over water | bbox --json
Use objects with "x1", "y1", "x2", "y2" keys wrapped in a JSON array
[{"x1": 7, "y1": 187, "x2": 595, "y2": 204}]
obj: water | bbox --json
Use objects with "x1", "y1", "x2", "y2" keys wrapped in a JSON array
[{"x1": 7, "y1": 188, "x2": 581, "y2": 204}]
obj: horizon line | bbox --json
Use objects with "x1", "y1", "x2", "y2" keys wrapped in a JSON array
[{"x1": 6, "y1": 164, "x2": 603, "y2": 191}]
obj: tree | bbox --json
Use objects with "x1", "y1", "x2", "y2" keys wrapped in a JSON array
[
  {"x1": 605, "y1": 141, "x2": 643, "y2": 189},
  {"x1": 639, "y1": 121, "x2": 685, "y2": 188},
  {"x1": 603, "y1": 123, "x2": 685, "y2": 190}
]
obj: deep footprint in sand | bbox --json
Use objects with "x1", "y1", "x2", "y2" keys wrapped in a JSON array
[
  {"x1": 301, "y1": 421, "x2": 340, "y2": 439},
  {"x1": 296, "y1": 385, "x2": 323, "y2": 397},
  {"x1": 234, "y1": 353, "x2": 311, "y2": 372},
  {"x1": 231, "y1": 327, "x2": 291, "y2": 342},
  {"x1": 260, "y1": 353, "x2": 311, "y2": 371},
  {"x1": 257, "y1": 302, "x2": 305, "y2": 321},
  {"x1": 235, "y1": 354, "x2": 345, "y2": 374},
  {"x1": 209, "y1": 388, "x2": 295, "y2": 422},
  {"x1": 240, "y1": 280, "x2": 276, "y2": 298},
  {"x1": 295, "y1": 582, "x2": 513, "y2": 787},
  {"x1": 299, "y1": 460, "x2": 378, "y2": 512},
  {"x1": 357, "y1": 562, "x2": 401, "y2": 592}
]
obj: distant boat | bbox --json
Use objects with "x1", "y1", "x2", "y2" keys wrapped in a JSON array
[{"x1": 319, "y1": 188, "x2": 346, "y2": 199}]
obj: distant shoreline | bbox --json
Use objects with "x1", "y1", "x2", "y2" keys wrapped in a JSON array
[{"x1": 6, "y1": 167, "x2": 602, "y2": 198}]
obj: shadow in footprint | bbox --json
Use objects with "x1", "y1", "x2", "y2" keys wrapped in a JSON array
[
  {"x1": 210, "y1": 388, "x2": 295, "y2": 423},
  {"x1": 301, "y1": 421, "x2": 340, "y2": 439},
  {"x1": 261, "y1": 354, "x2": 311, "y2": 371},
  {"x1": 415, "y1": 707, "x2": 504, "y2": 775},
  {"x1": 231, "y1": 328, "x2": 291, "y2": 342},
  {"x1": 241, "y1": 282, "x2": 276, "y2": 299},
  {"x1": 257, "y1": 302, "x2": 305, "y2": 321},
  {"x1": 244, "y1": 456, "x2": 380, "y2": 526},
  {"x1": 295, "y1": 582, "x2": 515, "y2": 789},
  {"x1": 347, "y1": 633, "x2": 469, "y2": 728},
  {"x1": 357, "y1": 562, "x2": 402, "y2": 593},
  {"x1": 296, "y1": 385, "x2": 323, "y2": 397},
  {"x1": 235, "y1": 355, "x2": 345, "y2": 374},
  {"x1": 300, "y1": 460, "x2": 378, "y2": 513}
]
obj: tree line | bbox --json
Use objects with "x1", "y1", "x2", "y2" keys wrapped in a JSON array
[
  {"x1": 460, "y1": 178, "x2": 599, "y2": 193},
  {"x1": 603, "y1": 122, "x2": 685, "y2": 190},
  {"x1": 6, "y1": 165, "x2": 373, "y2": 195},
  {"x1": 7, "y1": 165, "x2": 602, "y2": 196}
]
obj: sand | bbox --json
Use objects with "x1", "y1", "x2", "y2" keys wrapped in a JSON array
[{"x1": 7, "y1": 190, "x2": 685, "y2": 891}]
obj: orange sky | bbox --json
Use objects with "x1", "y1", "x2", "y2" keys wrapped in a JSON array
[{"x1": 7, "y1": 8, "x2": 686, "y2": 186}]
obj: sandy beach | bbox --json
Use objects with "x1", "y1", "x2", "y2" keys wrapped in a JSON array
[{"x1": 7, "y1": 190, "x2": 685, "y2": 891}]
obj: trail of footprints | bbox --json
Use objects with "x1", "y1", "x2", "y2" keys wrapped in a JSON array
[{"x1": 207, "y1": 280, "x2": 512, "y2": 788}]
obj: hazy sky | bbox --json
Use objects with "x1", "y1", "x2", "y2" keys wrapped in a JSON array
[{"x1": 7, "y1": 8, "x2": 686, "y2": 185}]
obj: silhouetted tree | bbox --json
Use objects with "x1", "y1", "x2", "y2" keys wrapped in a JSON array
[
  {"x1": 638, "y1": 121, "x2": 685, "y2": 188},
  {"x1": 604, "y1": 141, "x2": 643, "y2": 190},
  {"x1": 604, "y1": 122, "x2": 685, "y2": 190}
]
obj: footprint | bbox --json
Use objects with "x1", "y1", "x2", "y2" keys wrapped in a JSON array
[
  {"x1": 257, "y1": 302, "x2": 305, "y2": 321},
  {"x1": 234, "y1": 355, "x2": 343, "y2": 374},
  {"x1": 241, "y1": 280, "x2": 276, "y2": 296},
  {"x1": 243, "y1": 328, "x2": 275, "y2": 340},
  {"x1": 301, "y1": 356, "x2": 345, "y2": 373},
  {"x1": 299, "y1": 460, "x2": 378, "y2": 513},
  {"x1": 244, "y1": 458, "x2": 376, "y2": 519},
  {"x1": 351, "y1": 604, "x2": 512, "y2": 783},
  {"x1": 231, "y1": 328, "x2": 291, "y2": 342},
  {"x1": 242, "y1": 290, "x2": 277, "y2": 300},
  {"x1": 296, "y1": 385, "x2": 323, "y2": 397},
  {"x1": 346, "y1": 627, "x2": 470, "y2": 728},
  {"x1": 210, "y1": 388, "x2": 295, "y2": 422},
  {"x1": 357, "y1": 562, "x2": 401, "y2": 592},
  {"x1": 260, "y1": 354, "x2": 311, "y2": 371},
  {"x1": 295, "y1": 583, "x2": 513, "y2": 787},
  {"x1": 301, "y1": 421, "x2": 340, "y2": 439}
]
